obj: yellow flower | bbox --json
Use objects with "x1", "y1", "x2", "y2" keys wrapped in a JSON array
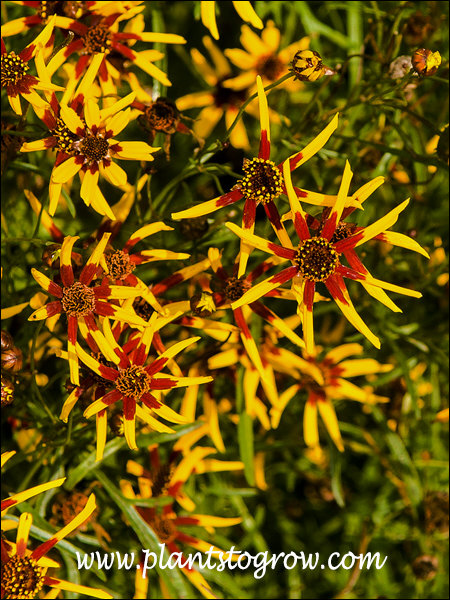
[
  {"x1": 222, "y1": 20, "x2": 309, "y2": 92},
  {"x1": 200, "y1": 1, "x2": 263, "y2": 40},
  {"x1": 269, "y1": 343, "x2": 393, "y2": 452}
]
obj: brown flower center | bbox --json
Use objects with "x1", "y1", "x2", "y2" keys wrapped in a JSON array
[
  {"x1": 115, "y1": 365, "x2": 151, "y2": 399},
  {"x1": 1, "y1": 52, "x2": 29, "y2": 87},
  {"x1": 80, "y1": 134, "x2": 109, "y2": 162},
  {"x1": 61, "y1": 281, "x2": 96, "y2": 316},
  {"x1": 83, "y1": 24, "x2": 112, "y2": 54},
  {"x1": 295, "y1": 237, "x2": 339, "y2": 282},
  {"x1": 214, "y1": 77, "x2": 248, "y2": 108},
  {"x1": 1, "y1": 556, "x2": 45, "y2": 599},
  {"x1": 150, "y1": 463, "x2": 175, "y2": 497},
  {"x1": 240, "y1": 158, "x2": 283, "y2": 204},
  {"x1": 224, "y1": 276, "x2": 251, "y2": 301},
  {"x1": 51, "y1": 118, "x2": 78, "y2": 154},
  {"x1": 151, "y1": 514, "x2": 177, "y2": 543},
  {"x1": 105, "y1": 250, "x2": 135, "y2": 281},
  {"x1": 256, "y1": 54, "x2": 284, "y2": 81}
]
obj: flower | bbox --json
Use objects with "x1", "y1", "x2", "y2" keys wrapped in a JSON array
[
  {"x1": 222, "y1": 20, "x2": 309, "y2": 92},
  {"x1": 176, "y1": 36, "x2": 252, "y2": 149},
  {"x1": 125, "y1": 444, "x2": 243, "y2": 512},
  {"x1": 411, "y1": 48, "x2": 442, "y2": 76},
  {"x1": 121, "y1": 481, "x2": 241, "y2": 599},
  {"x1": 1, "y1": 17, "x2": 63, "y2": 114},
  {"x1": 200, "y1": 1, "x2": 262, "y2": 40},
  {"x1": 28, "y1": 233, "x2": 147, "y2": 386},
  {"x1": 42, "y1": 10, "x2": 186, "y2": 88},
  {"x1": 75, "y1": 321, "x2": 212, "y2": 459},
  {"x1": 21, "y1": 92, "x2": 158, "y2": 217},
  {"x1": 225, "y1": 160, "x2": 427, "y2": 352},
  {"x1": 269, "y1": 343, "x2": 393, "y2": 451},
  {"x1": 1, "y1": 494, "x2": 112, "y2": 599},
  {"x1": 174, "y1": 75, "x2": 360, "y2": 273}
]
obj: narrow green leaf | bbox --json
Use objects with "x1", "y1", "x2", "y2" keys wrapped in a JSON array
[{"x1": 238, "y1": 413, "x2": 255, "y2": 487}]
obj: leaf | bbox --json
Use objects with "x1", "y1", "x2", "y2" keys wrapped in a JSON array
[{"x1": 238, "y1": 413, "x2": 255, "y2": 487}]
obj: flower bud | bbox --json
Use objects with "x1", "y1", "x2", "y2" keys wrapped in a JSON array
[
  {"x1": 290, "y1": 50, "x2": 333, "y2": 82},
  {"x1": 412, "y1": 48, "x2": 442, "y2": 76},
  {"x1": 1, "y1": 346, "x2": 23, "y2": 372}
]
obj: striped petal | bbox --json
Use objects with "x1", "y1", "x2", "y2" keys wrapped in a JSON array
[
  {"x1": 51, "y1": 156, "x2": 82, "y2": 184},
  {"x1": 317, "y1": 399, "x2": 344, "y2": 451}
]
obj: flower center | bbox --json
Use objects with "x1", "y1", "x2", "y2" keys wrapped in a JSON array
[
  {"x1": 1, "y1": 52, "x2": 29, "y2": 87},
  {"x1": 115, "y1": 365, "x2": 151, "y2": 399},
  {"x1": 105, "y1": 250, "x2": 135, "y2": 281},
  {"x1": 61, "y1": 281, "x2": 96, "y2": 317},
  {"x1": 224, "y1": 276, "x2": 251, "y2": 301},
  {"x1": 1, "y1": 555, "x2": 45, "y2": 600},
  {"x1": 151, "y1": 514, "x2": 177, "y2": 543},
  {"x1": 83, "y1": 23, "x2": 112, "y2": 54},
  {"x1": 295, "y1": 237, "x2": 339, "y2": 282},
  {"x1": 256, "y1": 54, "x2": 284, "y2": 81},
  {"x1": 214, "y1": 77, "x2": 248, "y2": 108},
  {"x1": 80, "y1": 134, "x2": 109, "y2": 162},
  {"x1": 142, "y1": 99, "x2": 178, "y2": 133},
  {"x1": 240, "y1": 158, "x2": 283, "y2": 204},
  {"x1": 51, "y1": 118, "x2": 78, "y2": 154},
  {"x1": 150, "y1": 463, "x2": 175, "y2": 497}
]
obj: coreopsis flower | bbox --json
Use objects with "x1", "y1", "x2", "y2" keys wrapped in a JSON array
[
  {"x1": 411, "y1": 48, "x2": 442, "y2": 76},
  {"x1": 1, "y1": 451, "x2": 65, "y2": 516},
  {"x1": 99, "y1": 221, "x2": 190, "y2": 314},
  {"x1": 44, "y1": 10, "x2": 185, "y2": 88},
  {"x1": 0, "y1": 17, "x2": 63, "y2": 114},
  {"x1": 1, "y1": 494, "x2": 112, "y2": 599},
  {"x1": 200, "y1": 0, "x2": 263, "y2": 40},
  {"x1": 269, "y1": 343, "x2": 393, "y2": 452},
  {"x1": 290, "y1": 49, "x2": 334, "y2": 82},
  {"x1": 76, "y1": 321, "x2": 212, "y2": 459},
  {"x1": 174, "y1": 76, "x2": 361, "y2": 273},
  {"x1": 28, "y1": 233, "x2": 147, "y2": 386},
  {"x1": 21, "y1": 92, "x2": 158, "y2": 217},
  {"x1": 176, "y1": 35, "x2": 252, "y2": 149},
  {"x1": 226, "y1": 160, "x2": 426, "y2": 353},
  {"x1": 121, "y1": 485, "x2": 240, "y2": 600},
  {"x1": 125, "y1": 444, "x2": 243, "y2": 512},
  {"x1": 1, "y1": 1, "x2": 93, "y2": 36},
  {"x1": 222, "y1": 20, "x2": 309, "y2": 92}
]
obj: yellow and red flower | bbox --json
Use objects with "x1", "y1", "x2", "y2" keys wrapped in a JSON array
[
  {"x1": 225, "y1": 160, "x2": 427, "y2": 352},
  {"x1": 43, "y1": 10, "x2": 185, "y2": 88},
  {"x1": 29, "y1": 233, "x2": 147, "y2": 386},
  {"x1": 121, "y1": 480, "x2": 241, "y2": 599},
  {"x1": 1, "y1": 17, "x2": 63, "y2": 114},
  {"x1": 1, "y1": 494, "x2": 111, "y2": 599},
  {"x1": 75, "y1": 321, "x2": 211, "y2": 459},
  {"x1": 269, "y1": 343, "x2": 393, "y2": 452},
  {"x1": 21, "y1": 92, "x2": 158, "y2": 217}
]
